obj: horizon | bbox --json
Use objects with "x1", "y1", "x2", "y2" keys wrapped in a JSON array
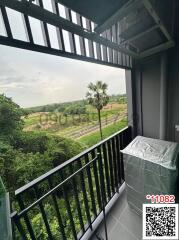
[{"x1": 24, "y1": 93, "x2": 127, "y2": 109}]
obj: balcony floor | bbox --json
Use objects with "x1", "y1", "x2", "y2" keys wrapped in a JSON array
[{"x1": 91, "y1": 185, "x2": 143, "y2": 240}]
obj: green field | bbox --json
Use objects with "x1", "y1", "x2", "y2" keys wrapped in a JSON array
[
  {"x1": 78, "y1": 118, "x2": 128, "y2": 147},
  {"x1": 23, "y1": 101, "x2": 128, "y2": 147}
]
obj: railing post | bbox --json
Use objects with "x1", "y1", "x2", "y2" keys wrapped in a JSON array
[
  {"x1": 16, "y1": 195, "x2": 36, "y2": 240},
  {"x1": 48, "y1": 177, "x2": 67, "y2": 240},
  {"x1": 77, "y1": 159, "x2": 92, "y2": 230},
  {"x1": 60, "y1": 171, "x2": 78, "y2": 239},
  {"x1": 11, "y1": 212, "x2": 27, "y2": 240},
  {"x1": 98, "y1": 152, "x2": 108, "y2": 240}
]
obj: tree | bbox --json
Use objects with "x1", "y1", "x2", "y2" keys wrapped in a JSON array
[
  {"x1": 0, "y1": 132, "x2": 84, "y2": 197},
  {"x1": 0, "y1": 94, "x2": 23, "y2": 140},
  {"x1": 64, "y1": 104, "x2": 86, "y2": 115},
  {"x1": 86, "y1": 81, "x2": 109, "y2": 140},
  {"x1": 118, "y1": 96, "x2": 127, "y2": 104}
]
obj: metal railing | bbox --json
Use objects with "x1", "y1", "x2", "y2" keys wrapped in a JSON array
[
  {"x1": 11, "y1": 126, "x2": 132, "y2": 240},
  {"x1": 0, "y1": 0, "x2": 132, "y2": 69}
]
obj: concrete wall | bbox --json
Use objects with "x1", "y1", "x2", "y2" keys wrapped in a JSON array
[
  {"x1": 132, "y1": 54, "x2": 161, "y2": 139},
  {"x1": 128, "y1": 47, "x2": 176, "y2": 142},
  {"x1": 167, "y1": 47, "x2": 179, "y2": 142},
  {"x1": 127, "y1": 47, "x2": 179, "y2": 142},
  {"x1": 141, "y1": 56, "x2": 161, "y2": 138}
]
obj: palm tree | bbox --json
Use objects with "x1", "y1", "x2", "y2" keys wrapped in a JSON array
[{"x1": 86, "y1": 81, "x2": 109, "y2": 140}]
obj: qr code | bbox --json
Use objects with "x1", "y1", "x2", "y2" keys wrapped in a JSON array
[{"x1": 143, "y1": 204, "x2": 178, "y2": 239}]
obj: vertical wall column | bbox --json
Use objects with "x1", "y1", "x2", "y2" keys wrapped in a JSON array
[
  {"x1": 134, "y1": 65, "x2": 143, "y2": 136},
  {"x1": 159, "y1": 52, "x2": 168, "y2": 140},
  {"x1": 125, "y1": 69, "x2": 136, "y2": 137}
]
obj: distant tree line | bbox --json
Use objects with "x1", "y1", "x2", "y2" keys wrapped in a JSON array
[
  {"x1": 24, "y1": 99, "x2": 88, "y2": 114},
  {"x1": 24, "y1": 94, "x2": 127, "y2": 115}
]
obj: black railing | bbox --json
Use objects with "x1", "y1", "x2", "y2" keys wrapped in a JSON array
[{"x1": 11, "y1": 126, "x2": 132, "y2": 240}]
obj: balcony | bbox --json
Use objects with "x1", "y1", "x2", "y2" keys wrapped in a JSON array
[
  {"x1": 91, "y1": 184, "x2": 142, "y2": 240},
  {"x1": 10, "y1": 126, "x2": 133, "y2": 240},
  {"x1": 1, "y1": 0, "x2": 179, "y2": 239}
]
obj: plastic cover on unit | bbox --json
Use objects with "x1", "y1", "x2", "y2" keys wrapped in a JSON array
[
  {"x1": 121, "y1": 136, "x2": 179, "y2": 214},
  {"x1": 0, "y1": 178, "x2": 12, "y2": 240}
]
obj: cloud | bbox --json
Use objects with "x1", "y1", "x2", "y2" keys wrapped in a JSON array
[{"x1": 0, "y1": 45, "x2": 126, "y2": 107}]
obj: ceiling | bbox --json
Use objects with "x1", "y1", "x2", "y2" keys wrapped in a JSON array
[
  {"x1": 57, "y1": 0, "x2": 129, "y2": 24},
  {"x1": 0, "y1": 0, "x2": 177, "y2": 64},
  {"x1": 58, "y1": 0, "x2": 176, "y2": 55}
]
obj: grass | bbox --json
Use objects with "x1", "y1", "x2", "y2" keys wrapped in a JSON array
[
  {"x1": 22, "y1": 103, "x2": 128, "y2": 148},
  {"x1": 23, "y1": 115, "x2": 40, "y2": 126},
  {"x1": 78, "y1": 118, "x2": 128, "y2": 147},
  {"x1": 23, "y1": 103, "x2": 127, "y2": 136}
]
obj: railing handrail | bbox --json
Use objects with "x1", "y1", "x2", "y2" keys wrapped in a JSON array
[
  {"x1": 15, "y1": 155, "x2": 99, "y2": 218},
  {"x1": 15, "y1": 126, "x2": 130, "y2": 196}
]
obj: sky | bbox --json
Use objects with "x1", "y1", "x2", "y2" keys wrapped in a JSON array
[{"x1": 0, "y1": 3, "x2": 126, "y2": 108}]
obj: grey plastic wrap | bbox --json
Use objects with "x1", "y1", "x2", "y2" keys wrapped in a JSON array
[
  {"x1": 0, "y1": 178, "x2": 12, "y2": 240},
  {"x1": 121, "y1": 136, "x2": 179, "y2": 214},
  {"x1": 0, "y1": 193, "x2": 12, "y2": 240}
]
